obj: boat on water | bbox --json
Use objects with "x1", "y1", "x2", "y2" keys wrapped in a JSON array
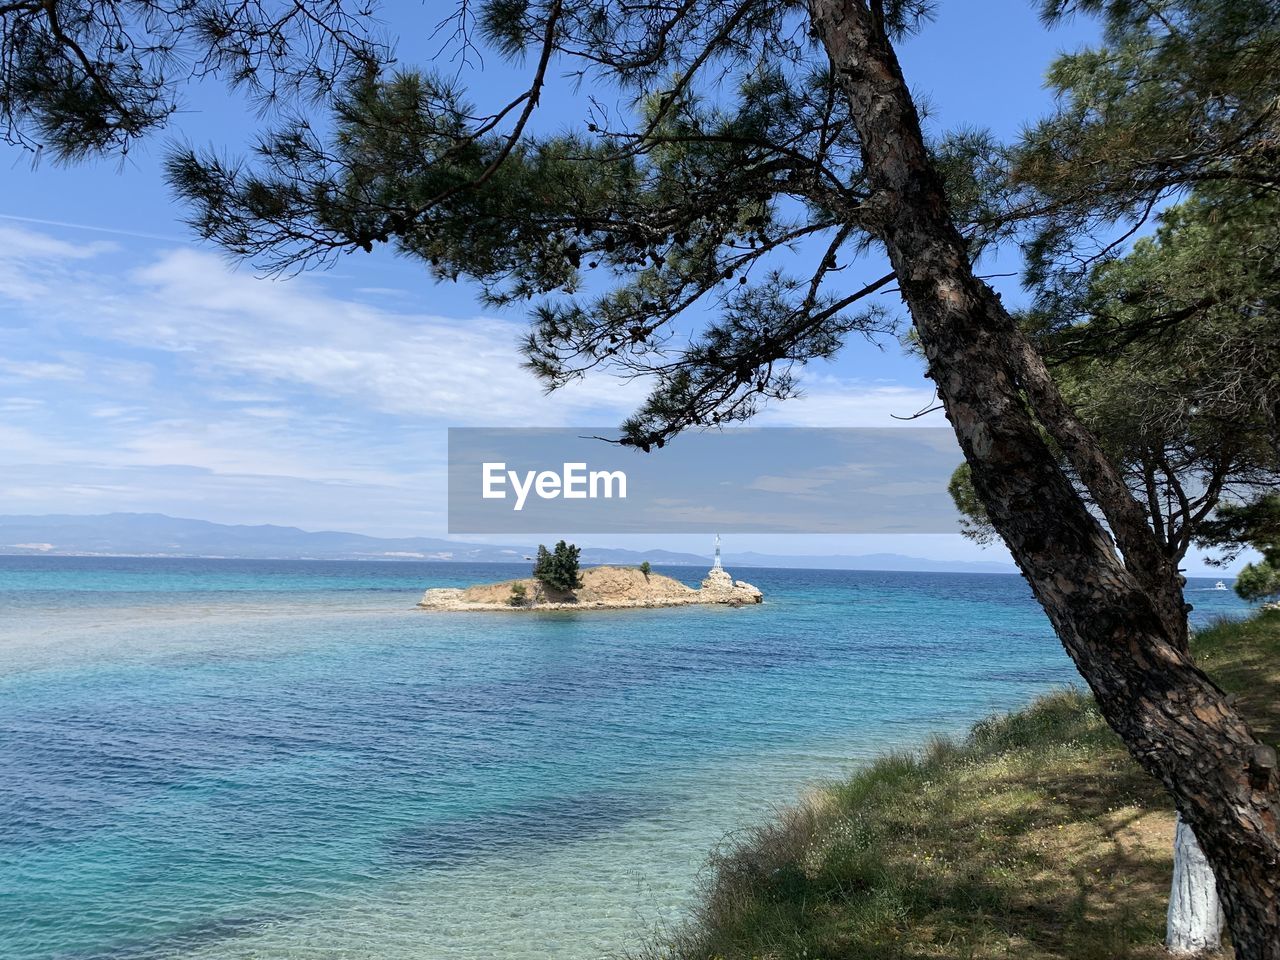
[{"x1": 1214, "y1": 581, "x2": 1228, "y2": 591}]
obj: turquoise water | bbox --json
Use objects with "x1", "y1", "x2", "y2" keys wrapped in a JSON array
[{"x1": 0, "y1": 558, "x2": 1249, "y2": 960}]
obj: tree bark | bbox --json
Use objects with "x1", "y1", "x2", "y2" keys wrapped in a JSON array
[
  {"x1": 1168, "y1": 812, "x2": 1227, "y2": 955},
  {"x1": 1002, "y1": 333, "x2": 1191, "y2": 652},
  {"x1": 805, "y1": 1, "x2": 1280, "y2": 955}
]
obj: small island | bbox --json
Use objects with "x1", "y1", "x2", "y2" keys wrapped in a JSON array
[{"x1": 418, "y1": 538, "x2": 762, "y2": 611}]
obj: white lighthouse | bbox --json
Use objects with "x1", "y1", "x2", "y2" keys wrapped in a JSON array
[{"x1": 699, "y1": 533, "x2": 759, "y2": 602}]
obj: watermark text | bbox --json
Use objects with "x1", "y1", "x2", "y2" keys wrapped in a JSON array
[{"x1": 482, "y1": 461, "x2": 628, "y2": 511}]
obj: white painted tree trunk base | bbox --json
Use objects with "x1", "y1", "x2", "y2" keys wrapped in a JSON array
[{"x1": 1167, "y1": 813, "x2": 1226, "y2": 955}]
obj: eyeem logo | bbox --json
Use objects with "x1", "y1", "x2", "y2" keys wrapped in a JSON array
[{"x1": 482, "y1": 462, "x2": 628, "y2": 511}]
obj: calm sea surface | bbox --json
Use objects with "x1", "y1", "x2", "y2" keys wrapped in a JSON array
[{"x1": 0, "y1": 557, "x2": 1249, "y2": 960}]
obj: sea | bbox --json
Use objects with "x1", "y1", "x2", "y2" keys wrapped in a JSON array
[{"x1": 0, "y1": 557, "x2": 1250, "y2": 960}]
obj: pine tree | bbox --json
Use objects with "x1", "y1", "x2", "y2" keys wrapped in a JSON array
[
  {"x1": 0, "y1": 1, "x2": 386, "y2": 161},
  {"x1": 951, "y1": 187, "x2": 1280, "y2": 570},
  {"x1": 532, "y1": 540, "x2": 582, "y2": 593},
  {"x1": 5, "y1": 1, "x2": 1278, "y2": 950}
]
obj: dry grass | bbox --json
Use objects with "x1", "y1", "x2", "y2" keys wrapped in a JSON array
[{"x1": 636, "y1": 609, "x2": 1280, "y2": 960}]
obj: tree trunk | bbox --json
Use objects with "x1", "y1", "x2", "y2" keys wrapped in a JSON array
[
  {"x1": 806, "y1": 2, "x2": 1280, "y2": 955},
  {"x1": 1001, "y1": 334, "x2": 1191, "y2": 652},
  {"x1": 1168, "y1": 813, "x2": 1227, "y2": 955}
]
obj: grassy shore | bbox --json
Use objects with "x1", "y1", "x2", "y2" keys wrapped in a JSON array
[{"x1": 644, "y1": 609, "x2": 1279, "y2": 960}]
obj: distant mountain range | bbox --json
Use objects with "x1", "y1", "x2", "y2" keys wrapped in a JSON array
[
  {"x1": 0, "y1": 513, "x2": 1018, "y2": 574},
  {"x1": 727, "y1": 551, "x2": 1015, "y2": 573}
]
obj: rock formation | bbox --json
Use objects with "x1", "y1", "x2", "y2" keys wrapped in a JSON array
[{"x1": 418, "y1": 564, "x2": 762, "y2": 611}]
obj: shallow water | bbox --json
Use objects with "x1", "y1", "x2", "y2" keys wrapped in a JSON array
[{"x1": 0, "y1": 557, "x2": 1249, "y2": 960}]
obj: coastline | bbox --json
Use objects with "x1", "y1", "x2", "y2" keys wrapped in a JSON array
[{"x1": 640, "y1": 609, "x2": 1277, "y2": 960}]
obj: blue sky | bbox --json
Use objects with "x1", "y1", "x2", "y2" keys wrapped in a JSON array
[{"x1": 1, "y1": 2, "x2": 1235, "y2": 572}]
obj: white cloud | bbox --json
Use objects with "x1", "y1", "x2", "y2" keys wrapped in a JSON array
[
  {"x1": 0, "y1": 225, "x2": 116, "y2": 301},
  {"x1": 0, "y1": 462, "x2": 451, "y2": 537},
  {"x1": 2, "y1": 231, "x2": 937, "y2": 434},
  {"x1": 0, "y1": 225, "x2": 114, "y2": 262},
  {"x1": 746, "y1": 462, "x2": 876, "y2": 497},
  {"x1": 0, "y1": 423, "x2": 105, "y2": 466},
  {"x1": 758, "y1": 374, "x2": 942, "y2": 428},
  {"x1": 0, "y1": 225, "x2": 957, "y2": 535},
  {"x1": 0, "y1": 396, "x2": 45, "y2": 413},
  {"x1": 19, "y1": 246, "x2": 642, "y2": 424},
  {"x1": 88, "y1": 404, "x2": 144, "y2": 419},
  {"x1": 0, "y1": 359, "x2": 84, "y2": 381}
]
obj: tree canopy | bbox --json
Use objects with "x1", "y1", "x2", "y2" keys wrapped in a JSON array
[
  {"x1": 1016, "y1": 0, "x2": 1280, "y2": 302},
  {"x1": 1198, "y1": 493, "x2": 1280, "y2": 603},
  {"x1": 166, "y1": 0, "x2": 926, "y2": 447},
  {"x1": 7, "y1": 2, "x2": 1275, "y2": 458},
  {"x1": 944, "y1": 0, "x2": 1280, "y2": 603},
  {"x1": 532, "y1": 540, "x2": 582, "y2": 592},
  {"x1": 950, "y1": 186, "x2": 1280, "y2": 565},
  {"x1": 0, "y1": 0, "x2": 385, "y2": 162}
]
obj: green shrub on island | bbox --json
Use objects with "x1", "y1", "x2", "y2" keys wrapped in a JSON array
[
  {"x1": 532, "y1": 541, "x2": 582, "y2": 593},
  {"x1": 508, "y1": 582, "x2": 528, "y2": 607},
  {"x1": 639, "y1": 561, "x2": 651, "y2": 577}
]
